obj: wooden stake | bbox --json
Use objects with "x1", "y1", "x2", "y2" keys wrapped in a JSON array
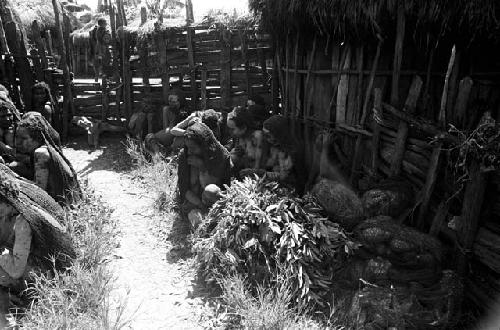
[
  {"x1": 391, "y1": 4, "x2": 405, "y2": 107},
  {"x1": 140, "y1": 6, "x2": 147, "y2": 25},
  {"x1": 370, "y1": 88, "x2": 383, "y2": 176},
  {"x1": 102, "y1": 77, "x2": 109, "y2": 120},
  {"x1": 304, "y1": 35, "x2": 317, "y2": 118},
  {"x1": 457, "y1": 160, "x2": 487, "y2": 276},
  {"x1": 239, "y1": 30, "x2": 250, "y2": 97},
  {"x1": 438, "y1": 46, "x2": 456, "y2": 128},
  {"x1": 350, "y1": 39, "x2": 383, "y2": 184},
  {"x1": 109, "y1": 5, "x2": 120, "y2": 82},
  {"x1": 271, "y1": 55, "x2": 279, "y2": 113},
  {"x1": 187, "y1": 27, "x2": 196, "y2": 110},
  {"x1": 122, "y1": 30, "x2": 132, "y2": 119},
  {"x1": 185, "y1": 0, "x2": 194, "y2": 25},
  {"x1": 336, "y1": 46, "x2": 351, "y2": 124},
  {"x1": 63, "y1": 13, "x2": 73, "y2": 72},
  {"x1": 454, "y1": 77, "x2": 473, "y2": 128},
  {"x1": 52, "y1": 0, "x2": 74, "y2": 140},
  {"x1": 46, "y1": 30, "x2": 54, "y2": 57},
  {"x1": 390, "y1": 76, "x2": 423, "y2": 176},
  {"x1": 355, "y1": 46, "x2": 364, "y2": 124},
  {"x1": 293, "y1": 33, "x2": 300, "y2": 117},
  {"x1": 220, "y1": 28, "x2": 232, "y2": 110},
  {"x1": 201, "y1": 67, "x2": 207, "y2": 109}
]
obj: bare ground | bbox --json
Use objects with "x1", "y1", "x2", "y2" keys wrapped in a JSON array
[{"x1": 64, "y1": 135, "x2": 212, "y2": 330}]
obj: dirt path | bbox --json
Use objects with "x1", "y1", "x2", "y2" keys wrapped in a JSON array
[{"x1": 64, "y1": 137, "x2": 208, "y2": 330}]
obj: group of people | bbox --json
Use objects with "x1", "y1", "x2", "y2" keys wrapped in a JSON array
[
  {"x1": 0, "y1": 83, "x2": 79, "y2": 325},
  {"x1": 142, "y1": 87, "x2": 304, "y2": 227}
]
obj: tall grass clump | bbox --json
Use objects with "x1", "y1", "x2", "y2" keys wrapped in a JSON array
[
  {"x1": 125, "y1": 137, "x2": 178, "y2": 212},
  {"x1": 12, "y1": 184, "x2": 129, "y2": 330}
]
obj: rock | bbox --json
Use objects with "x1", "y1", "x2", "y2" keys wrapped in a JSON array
[{"x1": 312, "y1": 179, "x2": 364, "y2": 229}]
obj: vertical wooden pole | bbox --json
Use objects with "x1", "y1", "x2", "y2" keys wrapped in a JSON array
[
  {"x1": 370, "y1": 88, "x2": 383, "y2": 176},
  {"x1": 239, "y1": 30, "x2": 251, "y2": 98},
  {"x1": 293, "y1": 34, "x2": 300, "y2": 117},
  {"x1": 122, "y1": 30, "x2": 132, "y2": 119},
  {"x1": 158, "y1": 33, "x2": 169, "y2": 105},
  {"x1": 52, "y1": 0, "x2": 74, "y2": 140},
  {"x1": 32, "y1": 21, "x2": 49, "y2": 70},
  {"x1": 140, "y1": 40, "x2": 150, "y2": 88},
  {"x1": 102, "y1": 76, "x2": 109, "y2": 120},
  {"x1": 30, "y1": 49, "x2": 44, "y2": 82},
  {"x1": 350, "y1": 39, "x2": 383, "y2": 184},
  {"x1": 390, "y1": 76, "x2": 423, "y2": 176},
  {"x1": 220, "y1": 28, "x2": 232, "y2": 110},
  {"x1": 63, "y1": 13, "x2": 73, "y2": 72},
  {"x1": 336, "y1": 46, "x2": 351, "y2": 124},
  {"x1": 304, "y1": 35, "x2": 317, "y2": 119},
  {"x1": 355, "y1": 46, "x2": 364, "y2": 124},
  {"x1": 457, "y1": 160, "x2": 487, "y2": 276},
  {"x1": 140, "y1": 6, "x2": 147, "y2": 25},
  {"x1": 391, "y1": 4, "x2": 405, "y2": 108},
  {"x1": 185, "y1": 0, "x2": 194, "y2": 25},
  {"x1": 5, "y1": 20, "x2": 34, "y2": 110},
  {"x1": 45, "y1": 30, "x2": 54, "y2": 56},
  {"x1": 416, "y1": 45, "x2": 457, "y2": 230},
  {"x1": 110, "y1": 5, "x2": 120, "y2": 82},
  {"x1": 271, "y1": 55, "x2": 279, "y2": 113},
  {"x1": 186, "y1": 27, "x2": 196, "y2": 110},
  {"x1": 201, "y1": 66, "x2": 207, "y2": 109},
  {"x1": 285, "y1": 33, "x2": 290, "y2": 115},
  {"x1": 454, "y1": 77, "x2": 473, "y2": 128}
]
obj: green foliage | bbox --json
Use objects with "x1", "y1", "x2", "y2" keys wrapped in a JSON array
[{"x1": 194, "y1": 176, "x2": 356, "y2": 306}]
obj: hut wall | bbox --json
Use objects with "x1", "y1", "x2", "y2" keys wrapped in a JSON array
[{"x1": 275, "y1": 31, "x2": 500, "y2": 312}]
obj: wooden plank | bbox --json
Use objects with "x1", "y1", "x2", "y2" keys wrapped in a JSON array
[
  {"x1": 438, "y1": 46, "x2": 456, "y2": 127},
  {"x1": 52, "y1": 0, "x2": 74, "y2": 139},
  {"x1": 390, "y1": 76, "x2": 423, "y2": 176}
]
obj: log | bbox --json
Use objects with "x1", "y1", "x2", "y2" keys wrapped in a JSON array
[
  {"x1": 457, "y1": 160, "x2": 488, "y2": 276},
  {"x1": 335, "y1": 46, "x2": 352, "y2": 124},
  {"x1": 390, "y1": 76, "x2": 423, "y2": 176},
  {"x1": 370, "y1": 88, "x2": 383, "y2": 176},
  {"x1": 52, "y1": 0, "x2": 74, "y2": 140}
]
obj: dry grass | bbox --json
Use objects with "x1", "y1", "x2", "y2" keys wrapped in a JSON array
[{"x1": 10, "y1": 184, "x2": 130, "y2": 329}]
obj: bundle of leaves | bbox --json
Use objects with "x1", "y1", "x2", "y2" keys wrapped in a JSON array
[{"x1": 193, "y1": 176, "x2": 357, "y2": 306}]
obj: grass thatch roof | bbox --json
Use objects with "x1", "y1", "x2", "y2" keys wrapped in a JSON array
[
  {"x1": 250, "y1": 0, "x2": 500, "y2": 44},
  {"x1": 6, "y1": 0, "x2": 82, "y2": 39}
]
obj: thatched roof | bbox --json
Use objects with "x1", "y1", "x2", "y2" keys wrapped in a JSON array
[
  {"x1": 250, "y1": 0, "x2": 500, "y2": 44},
  {"x1": 6, "y1": 0, "x2": 81, "y2": 38}
]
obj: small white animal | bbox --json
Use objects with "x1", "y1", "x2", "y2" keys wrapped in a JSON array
[{"x1": 72, "y1": 116, "x2": 127, "y2": 148}]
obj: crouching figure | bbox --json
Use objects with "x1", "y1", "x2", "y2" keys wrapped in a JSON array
[
  {"x1": 15, "y1": 112, "x2": 80, "y2": 205},
  {"x1": 0, "y1": 164, "x2": 76, "y2": 327},
  {"x1": 177, "y1": 122, "x2": 231, "y2": 229}
]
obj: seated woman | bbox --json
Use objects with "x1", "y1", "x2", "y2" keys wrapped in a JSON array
[
  {"x1": 177, "y1": 122, "x2": 231, "y2": 228},
  {"x1": 15, "y1": 112, "x2": 80, "y2": 205},
  {"x1": 226, "y1": 106, "x2": 265, "y2": 177},
  {"x1": 260, "y1": 115, "x2": 306, "y2": 195},
  {"x1": 0, "y1": 98, "x2": 21, "y2": 164},
  {"x1": 31, "y1": 82, "x2": 56, "y2": 127},
  {"x1": 0, "y1": 164, "x2": 76, "y2": 326}
]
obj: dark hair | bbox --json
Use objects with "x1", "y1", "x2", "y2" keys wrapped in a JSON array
[
  {"x1": 227, "y1": 106, "x2": 256, "y2": 130},
  {"x1": 97, "y1": 18, "x2": 107, "y2": 26},
  {"x1": 31, "y1": 82, "x2": 55, "y2": 108}
]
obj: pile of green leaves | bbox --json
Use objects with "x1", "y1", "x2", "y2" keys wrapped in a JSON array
[{"x1": 193, "y1": 176, "x2": 356, "y2": 306}]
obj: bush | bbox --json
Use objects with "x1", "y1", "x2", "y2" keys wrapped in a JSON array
[{"x1": 194, "y1": 176, "x2": 357, "y2": 307}]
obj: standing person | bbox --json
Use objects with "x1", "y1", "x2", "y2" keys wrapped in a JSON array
[
  {"x1": 31, "y1": 82, "x2": 57, "y2": 127},
  {"x1": 15, "y1": 112, "x2": 80, "y2": 205},
  {"x1": 0, "y1": 164, "x2": 76, "y2": 327},
  {"x1": 90, "y1": 18, "x2": 111, "y2": 82}
]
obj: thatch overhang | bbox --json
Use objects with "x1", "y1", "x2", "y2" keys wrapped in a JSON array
[{"x1": 250, "y1": 0, "x2": 500, "y2": 46}]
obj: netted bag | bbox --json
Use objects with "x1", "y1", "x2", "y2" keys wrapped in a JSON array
[
  {"x1": 362, "y1": 179, "x2": 414, "y2": 218},
  {"x1": 348, "y1": 270, "x2": 462, "y2": 329},
  {"x1": 312, "y1": 178, "x2": 365, "y2": 229},
  {"x1": 355, "y1": 216, "x2": 443, "y2": 271}
]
